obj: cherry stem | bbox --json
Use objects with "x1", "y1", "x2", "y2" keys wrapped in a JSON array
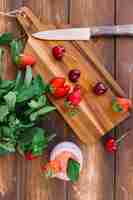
[{"x1": 116, "y1": 129, "x2": 132, "y2": 144}]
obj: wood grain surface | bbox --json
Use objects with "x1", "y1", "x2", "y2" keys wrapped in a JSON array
[
  {"x1": 0, "y1": 0, "x2": 132, "y2": 200},
  {"x1": 116, "y1": 1, "x2": 133, "y2": 200},
  {"x1": 68, "y1": 1, "x2": 115, "y2": 200}
]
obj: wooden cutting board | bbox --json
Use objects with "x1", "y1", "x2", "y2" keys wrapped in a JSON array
[{"x1": 16, "y1": 7, "x2": 129, "y2": 145}]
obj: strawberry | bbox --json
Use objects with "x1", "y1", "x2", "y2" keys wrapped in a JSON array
[
  {"x1": 67, "y1": 85, "x2": 82, "y2": 106},
  {"x1": 25, "y1": 151, "x2": 39, "y2": 161},
  {"x1": 16, "y1": 54, "x2": 36, "y2": 69},
  {"x1": 41, "y1": 160, "x2": 61, "y2": 177},
  {"x1": 112, "y1": 97, "x2": 132, "y2": 112},
  {"x1": 50, "y1": 77, "x2": 65, "y2": 88},
  {"x1": 50, "y1": 77, "x2": 71, "y2": 98}
]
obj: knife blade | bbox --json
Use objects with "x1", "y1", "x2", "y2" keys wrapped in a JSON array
[{"x1": 32, "y1": 25, "x2": 133, "y2": 40}]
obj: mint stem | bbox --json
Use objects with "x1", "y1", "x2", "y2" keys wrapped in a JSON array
[
  {"x1": 0, "y1": 48, "x2": 4, "y2": 79},
  {"x1": 116, "y1": 129, "x2": 132, "y2": 144}
]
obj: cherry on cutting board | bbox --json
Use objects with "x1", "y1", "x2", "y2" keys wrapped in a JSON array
[
  {"x1": 68, "y1": 69, "x2": 81, "y2": 82},
  {"x1": 52, "y1": 46, "x2": 65, "y2": 60},
  {"x1": 93, "y1": 81, "x2": 108, "y2": 96}
]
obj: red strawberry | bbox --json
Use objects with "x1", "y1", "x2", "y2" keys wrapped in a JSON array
[
  {"x1": 112, "y1": 97, "x2": 132, "y2": 112},
  {"x1": 25, "y1": 152, "x2": 39, "y2": 161},
  {"x1": 41, "y1": 160, "x2": 61, "y2": 176},
  {"x1": 67, "y1": 85, "x2": 81, "y2": 106},
  {"x1": 50, "y1": 77, "x2": 65, "y2": 88},
  {"x1": 50, "y1": 77, "x2": 71, "y2": 98},
  {"x1": 17, "y1": 54, "x2": 36, "y2": 69},
  {"x1": 116, "y1": 97, "x2": 132, "y2": 112},
  {"x1": 52, "y1": 46, "x2": 65, "y2": 60},
  {"x1": 105, "y1": 137, "x2": 117, "y2": 153},
  {"x1": 53, "y1": 85, "x2": 70, "y2": 98}
]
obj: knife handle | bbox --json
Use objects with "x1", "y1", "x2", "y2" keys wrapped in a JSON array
[{"x1": 91, "y1": 25, "x2": 133, "y2": 36}]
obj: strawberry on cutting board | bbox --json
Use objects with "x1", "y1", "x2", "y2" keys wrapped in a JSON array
[
  {"x1": 67, "y1": 85, "x2": 82, "y2": 106},
  {"x1": 50, "y1": 77, "x2": 71, "y2": 98},
  {"x1": 112, "y1": 97, "x2": 132, "y2": 112}
]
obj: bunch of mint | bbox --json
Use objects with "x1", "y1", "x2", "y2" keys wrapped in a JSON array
[{"x1": 0, "y1": 33, "x2": 56, "y2": 156}]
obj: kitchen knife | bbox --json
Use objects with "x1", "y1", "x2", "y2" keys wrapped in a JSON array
[{"x1": 32, "y1": 25, "x2": 133, "y2": 40}]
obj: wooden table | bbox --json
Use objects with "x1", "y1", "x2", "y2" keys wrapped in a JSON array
[{"x1": 0, "y1": 0, "x2": 133, "y2": 200}]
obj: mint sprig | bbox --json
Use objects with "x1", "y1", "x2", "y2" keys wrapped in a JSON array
[
  {"x1": 0, "y1": 32, "x2": 13, "y2": 45},
  {"x1": 67, "y1": 159, "x2": 80, "y2": 182},
  {"x1": 10, "y1": 39, "x2": 23, "y2": 64},
  {"x1": 0, "y1": 64, "x2": 56, "y2": 156}
]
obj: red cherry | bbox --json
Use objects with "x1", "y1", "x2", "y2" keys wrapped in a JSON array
[
  {"x1": 93, "y1": 82, "x2": 108, "y2": 96},
  {"x1": 105, "y1": 137, "x2": 117, "y2": 153},
  {"x1": 68, "y1": 69, "x2": 81, "y2": 82},
  {"x1": 52, "y1": 46, "x2": 65, "y2": 60}
]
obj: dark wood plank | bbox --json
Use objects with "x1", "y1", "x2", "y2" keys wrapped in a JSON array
[
  {"x1": 18, "y1": 1, "x2": 69, "y2": 200},
  {"x1": 68, "y1": 1, "x2": 115, "y2": 200},
  {"x1": 116, "y1": 1, "x2": 133, "y2": 200},
  {"x1": 0, "y1": 1, "x2": 23, "y2": 200},
  {"x1": 23, "y1": 0, "x2": 68, "y2": 24}
]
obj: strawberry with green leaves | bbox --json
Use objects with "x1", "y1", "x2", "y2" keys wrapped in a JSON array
[
  {"x1": 16, "y1": 54, "x2": 36, "y2": 70},
  {"x1": 50, "y1": 77, "x2": 71, "y2": 98},
  {"x1": 66, "y1": 85, "x2": 82, "y2": 106},
  {"x1": 10, "y1": 40, "x2": 36, "y2": 69},
  {"x1": 112, "y1": 97, "x2": 132, "y2": 112}
]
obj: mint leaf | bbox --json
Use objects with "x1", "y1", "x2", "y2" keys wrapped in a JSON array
[
  {"x1": 32, "y1": 128, "x2": 45, "y2": 144},
  {"x1": 18, "y1": 128, "x2": 48, "y2": 156},
  {"x1": 24, "y1": 66, "x2": 33, "y2": 87},
  {"x1": 0, "y1": 105, "x2": 9, "y2": 122},
  {"x1": 16, "y1": 75, "x2": 49, "y2": 103},
  {"x1": 0, "y1": 147, "x2": 10, "y2": 155},
  {"x1": 15, "y1": 70, "x2": 23, "y2": 90},
  {"x1": 0, "y1": 142, "x2": 15, "y2": 152},
  {"x1": 67, "y1": 159, "x2": 80, "y2": 182},
  {"x1": 8, "y1": 115, "x2": 20, "y2": 129},
  {"x1": 16, "y1": 82, "x2": 46, "y2": 103},
  {"x1": 0, "y1": 79, "x2": 14, "y2": 89},
  {"x1": 112, "y1": 99, "x2": 123, "y2": 112},
  {"x1": 28, "y1": 95, "x2": 47, "y2": 109},
  {"x1": 0, "y1": 80, "x2": 15, "y2": 98},
  {"x1": 18, "y1": 123, "x2": 35, "y2": 129},
  {"x1": 31, "y1": 128, "x2": 48, "y2": 155},
  {"x1": 10, "y1": 39, "x2": 23, "y2": 64},
  {"x1": 0, "y1": 32, "x2": 13, "y2": 45},
  {"x1": 16, "y1": 85, "x2": 35, "y2": 102},
  {"x1": 18, "y1": 127, "x2": 37, "y2": 144},
  {"x1": 4, "y1": 91, "x2": 16, "y2": 110},
  {"x1": 33, "y1": 75, "x2": 48, "y2": 95},
  {"x1": 2, "y1": 126, "x2": 15, "y2": 139},
  {"x1": 30, "y1": 106, "x2": 56, "y2": 121}
]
